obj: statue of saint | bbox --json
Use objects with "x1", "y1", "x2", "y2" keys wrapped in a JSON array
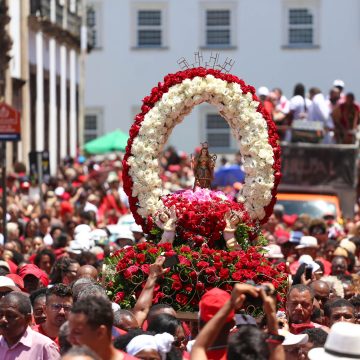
[{"x1": 191, "y1": 142, "x2": 217, "y2": 189}]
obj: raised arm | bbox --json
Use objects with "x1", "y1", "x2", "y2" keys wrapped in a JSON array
[
  {"x1": 190, "y1": 284, "x2": 259, "y2": 360},
  {"x1": 132, "y1": 256, "x2": 165, "y2": 327}
]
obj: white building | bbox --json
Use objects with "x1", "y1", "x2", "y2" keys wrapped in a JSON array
[
  {"x1": 5, "y1": 0, "x2": 91, "y2": 174},
  {"x1": 85, "y1": 0, "x2": 360, "y2": 154}
]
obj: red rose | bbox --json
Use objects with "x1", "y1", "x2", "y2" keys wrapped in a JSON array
[
  {"x1": 153, "y1": 291, "x2": 165, "y2": 303},
  {"x1": 136, "y1": 243, "x2": 148, "y2": 251},
  {"x1": 232, "y1": 271, "x2": 244, "y2": 281},
  {"x1": 171, "y1": 274, "x2": 181, "y2": 281},
  {"x1": 196, "y1": 282, "x2": 205, "y2": 292},
  {"x1": 178, "y1": 256, "x2": 191, "y2": 267},
  {"x1": 136, "y1": 253, "x2": 146, "y2": 263},
  {"x1": 123, "y1": 265, "x2": 139, "y2": 279},
  {"x1": 197, "y1": 261, "x2": 210, "y2": 269},
  {"x1": 114, "y1": 291, "x2": 125, "y2": 303},
  {"x1": 180, "y1": 246, "x2": 191, "y2": 253},
  {"x1": 172, "y1": 282, "x2": 183, "y2": 291},
  {"x1": 141, "y1": 264, "x2": 150, "y2": 275},
  {"x1": 148, "y1": 248, "x2": 158, "y2": 254},
  {"x1": 176, "y1": 293, "x2": 188, "y2": 306},
  {"x1": 219, "y1": 268, "x2": 230, "y2": 279}
]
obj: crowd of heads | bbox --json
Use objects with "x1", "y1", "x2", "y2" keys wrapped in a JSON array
[
  {"x1": 0, "y1": 143, "x2": 360, "y2": 358},
  {"x1": 258, "y1": 79, "x2": 360, "y2": 144}
]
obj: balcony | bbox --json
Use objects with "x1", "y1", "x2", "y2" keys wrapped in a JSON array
[
  {"x1": 30, "y1": 0, "x2": 80, "y2": 41},
  {"x1": 67, "y1": 11, "x2": 81, "y2": 38}
]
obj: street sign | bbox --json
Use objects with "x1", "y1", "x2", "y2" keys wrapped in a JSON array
[{"x1": 0, "y1": 102, "x2": 21, "y2": 141}]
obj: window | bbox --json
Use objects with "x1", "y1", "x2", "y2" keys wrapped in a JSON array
[
  {"x1": 206, "y1": 10, "x2": 231, "y2": 47},
  {"x1": 283, "y1": 1, "x2": 319, "y2": 48},
  {"x1": 201, "y1": 3, "x2": 236, "y2": 49},
  {"x1": 86, "y1": 2, "x2": 102, "y2": 48},
  {"x1": 289, "y1": 9, "x2": 313, "y2": 45},
  {"x1": 205, "y1": 113, "x2": 236, "y2": 152},
  {"x1": 135, "y1": 9, "x2": 164, "y2": 47},
  {"x1": 132, "y1": 3, "x2": 168, "y2": 49},
  {"x1": 137, "y1": 10, "x2": 162, "y2": 47},
  {"x1": 84, "y1": 109, "x2": 103, "y2": 143}
]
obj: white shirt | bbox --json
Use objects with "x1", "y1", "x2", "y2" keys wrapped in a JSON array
[
  {"x1": 290, "y1": 95, "x2": 312, "y2": 120},
  {"x1": 308, "y1": 93, "x2": 330, "y2": 125}
]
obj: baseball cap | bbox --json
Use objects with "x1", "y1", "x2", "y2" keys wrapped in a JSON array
[
  {"x1": 264, "y1": 244, "x2": 284, "y2": 259},
  {"x1": 258, "y1": 86, "x2": 269, "y2": 96},
  {"x1": 333, "y1": 79, "x2": 345, "y2": 88},
  {"x1": 199, "y1": 288, "x2": 234, "y2": 323},
  {"x1": 18, "y1": 264, "x2": 49, "y2": 287},
  {"x1": 0, "y1": 276, "x2": 18, "y2": 292},
  {"x1": 295, "y1": 236, "x2": 318, "y2": 249},
  {"x1": 6, "y1": 274, "x2": 24, "y2": 291}
]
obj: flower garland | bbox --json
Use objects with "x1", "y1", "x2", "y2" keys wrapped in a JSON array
[
  {"x1": 123, "y1": 68, "x2": 281, "y2": 230},
  {"x1": 105, "y1": 242, "x2": 288, "y2": 312}
]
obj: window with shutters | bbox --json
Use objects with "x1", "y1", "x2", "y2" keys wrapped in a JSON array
[
  {"x1": 84, "y1": 108, "x2": 103, "y2": 144},
  {"x1": 201, "y1": 3, "x2": 236, "y2": 49},
  {"x1": 132, "y1": 4, "x2": 168, "y2": 49},
  {"x1": 283, "y1": 1, "x2": 319, "y2": 48}
]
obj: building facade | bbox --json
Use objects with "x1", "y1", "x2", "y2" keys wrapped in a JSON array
[
  {"x1": 85, "y1": 0, "x2": 360, "y2": 154},
  {"x1": 4, "y1": 0, "x2": 91, "y2": 174}
]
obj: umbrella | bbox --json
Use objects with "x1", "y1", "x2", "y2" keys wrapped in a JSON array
[
  {"x1": 83, "y1": 129, "x2": 128, "y2": 154},
  {"x1": 213, "y1": 165, "x2": 245, "y2": 187}
]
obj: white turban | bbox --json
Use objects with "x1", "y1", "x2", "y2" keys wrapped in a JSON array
[{"x1": 126, "y1": 333, "x2": 174, "y2": 360}]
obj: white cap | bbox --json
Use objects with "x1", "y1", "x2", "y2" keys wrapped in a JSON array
[
  {"x1": 298, "y1": 255, "x2": 320, "y2": 273},
  {"x1": 295, "y1": 236, "x2": 318, "y2": 249},
  {"x1": 90, "y1": 229, "x2": 108, "y2": 244},
  {"x1": 0, "y1": 276, "x2": 18, "y2": 292},
  {"x1": 339, "y1": 239, "x2": 356, "y2": 255},
  {"x1": 279, "y1": 329, "x2": 309, "y2": 346},
  {"x1": 130, "y1": 223, "x2": 143, "y2": 233},
  {"x1": 74, "y1": 224, "x2": 92, "y2": 236},
  {"x1": 258, "y1": 86, "x2": 269, "y2": 96},
  {"x1": 263, "y1": 244, "x2": 284, "y2": 259},
  {"x1": 107, "y1": 172, "x2": 119, "y2": 183},
  {"x1": 333, "y1": 79, "x2": 345, "y2": 88},
  {"x1": 54, "y1": 186, "x2": 65, "y2": 197}
]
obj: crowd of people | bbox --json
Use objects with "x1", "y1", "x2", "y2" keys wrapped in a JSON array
[
  {"x1": 258, "y1": 79, "x2": 360, "y2": 144},
  {"x1": 0, "y1": 146, "x2": 360, "y2": 359}
]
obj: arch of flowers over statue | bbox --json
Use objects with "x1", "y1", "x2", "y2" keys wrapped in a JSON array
[
  {"x1": 106, "y1": 60, "x2": 286, "y2": 312},
  {"x1": 122, "y1": 66, "x2": 281, "y2": 235}
]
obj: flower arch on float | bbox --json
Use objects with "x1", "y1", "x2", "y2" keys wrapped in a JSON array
[{"x1": 122, "y1": 67, "x2": 281, "y2": 230}]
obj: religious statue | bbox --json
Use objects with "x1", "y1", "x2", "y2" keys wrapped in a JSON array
[
  {"x1": 155, "y1": 206, "x2": 177, "y2": 244},
  {"x1": 191, "y1": 142, "x2": 217, "y2": 190},
  {"x1": 223, "y1": 210, "x2": 241, "y2": 250}
]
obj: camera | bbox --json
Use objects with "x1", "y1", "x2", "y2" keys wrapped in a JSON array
[{"x1": 244, "y1": 281, "x2": 274, "y2": 307}]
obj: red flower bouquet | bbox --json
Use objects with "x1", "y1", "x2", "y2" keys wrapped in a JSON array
[{"x1": 105, "y1": 243, "x2": 288, "y2": 312}]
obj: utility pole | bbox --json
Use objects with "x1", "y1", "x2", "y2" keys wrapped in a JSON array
[{"x1": 0, "y1": 0, "x2": 13, "y2": 243}]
